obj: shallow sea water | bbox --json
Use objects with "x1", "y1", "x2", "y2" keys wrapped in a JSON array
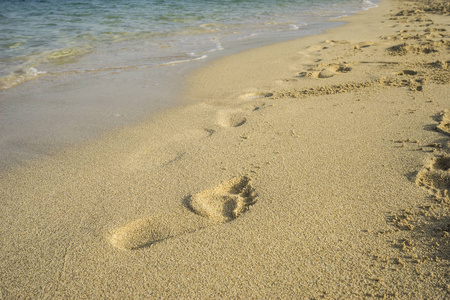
[
  {"x1": 0, "y1": 0, "x2": 378, "y2": 170},
  {"x1": 0, "y1": 0, "x2": 377, "y2": 90}
]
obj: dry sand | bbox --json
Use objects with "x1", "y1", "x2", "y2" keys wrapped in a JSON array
[{"x1": 1, "y1": 0, "x2": 449, "y2": 298}]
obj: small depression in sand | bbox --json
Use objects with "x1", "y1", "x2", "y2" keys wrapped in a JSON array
[
  {"x1": 437, "y1": 109, "x2": 450, "y2": 136},
  {"x1": 216, "y1": 110, "x2": 248, "y2": 128},
  {"x1": 433, "y1": 156, "x2": 450, "y2": 171},
  {"x1": 416, "y1": 155, "x2": 450, "y2": 194},
  {"x1": 298, "y1": 63, "x2": 352, "y2": 79},
  {"x1": 239, "y1": 92, "x2": 273, "y2": 100}
]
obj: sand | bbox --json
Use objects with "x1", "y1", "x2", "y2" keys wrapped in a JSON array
[{"x1": 0, "y1": 0, "x2": 449, "y2": 298}]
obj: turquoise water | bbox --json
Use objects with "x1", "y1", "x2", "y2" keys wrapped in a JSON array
[{"x1": 0, "y1": 0, "x2": 377, "y2": 90}]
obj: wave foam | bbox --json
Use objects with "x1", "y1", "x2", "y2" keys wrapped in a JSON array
[{"x1": 0, "y1": 67, "x2": 46, "y2": 90}]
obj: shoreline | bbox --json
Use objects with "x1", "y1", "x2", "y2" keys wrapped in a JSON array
[
  {"x1": 0, "y1": 7, "x2": 349, "y2": 172},
  {"x1": 1, "y1": 0, "x2": 449, "y2": 298},
  {"x1": 0, "y1": 0, "x2": 377, "y2": 92}
]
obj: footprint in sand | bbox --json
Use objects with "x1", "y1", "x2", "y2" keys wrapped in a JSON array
[
  {"x1": 386, "y1": 41, "x2": 448, "y2": 56},
  {"x1": 352, "y1": 41, "x2": 376, "y2": 50},
  {"x1": 398, "y1": 70, "x2": 418, "y2": 76},
  {"x1": 239, "y1": 92, "x2": 273, "y2": 100},
  {"x1": 415, "y1": 110, "x2": 450, "y2": 197},
  {"x1": 275, "y1": 78, "x2": 299, "y2": 85},
  {"x1": 416, "y1": 155, "x2": 450, "y2": 197},
  {"x1": 109, "y1": 176, "x2": 257, "y2": 250},
  {"x1": 216, "y1": 109, "x2": 248, "y2": 128},
  {"x1": 325, "y1": 39, "x2": 350, "y2": 45},
  {"x1": 317, "y1": 63, "x2": 352, "y2": 78},
  {"x1": 121, "y1": 128, "x2": 214, "y2": 171},
  {"x1": 437, "y1": 109, "x2": 450, "y2": 136},
  {"x1": 186, "y1": 176, "x2": 257, "y2": 223},
  {"x1": 299, "y1": 63, "x2": 352, "y2": 79},
  {"x1": 216, "y1": 98, "x2": 269, "y2": 128}
]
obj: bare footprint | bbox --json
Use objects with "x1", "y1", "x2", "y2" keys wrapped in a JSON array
[
  {"x1": 186, "y1": 176, "x2": 257, "y2": 223},
  {"x1": 216, "y1": 109, "x2": 247, "y2": 128},
  {"x1": 121, "y1": 129, "x2": 213, "y2": 171},
  {"x1": 275, "y1": 78, "x2": 298, "y2": 85},
  {"x1": 416, "y1": 155, "x2": 450, "y2": 197},
  {"x1": 437, "y1": 109, "x2": 450, "y2": 136},
  {"x1": 216, "y1": 100, "x2": 267, "y2": 128},
  {"x1": 305, "y1": 44, "x2": 328, "y2": 52},
  {"x1": 319, "y1": 63, "x2": 352, "y2": 78},
  {"x1": 324, "y1": 39, "x2": 350, "y2": 45},
  {"x1": 239, "y1": 92, "x2": 273, "y2": 100},
  {"x1": 398, "y1": 70, "x2": 418, "y2": 76},
  {"x1": 387, "y1": 42, "x2": 445, "y2": 56},
  {"x1": 299, "y1": 63, "x2": 352, "y2": 79},
  {"x1": 352, "y1": 41, "x2": 376, "y2": 50},
  {"x1": 109, "y1": 176, "x2": 257, "y2": 250}
]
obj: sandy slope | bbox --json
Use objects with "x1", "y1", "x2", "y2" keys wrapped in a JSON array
[{"x1": 0, "y1": 0, "x2": 449, "y2": 298}]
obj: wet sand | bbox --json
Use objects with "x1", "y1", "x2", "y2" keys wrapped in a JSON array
[{"x1": 0, "y1": 0, "x2": 449, "y2": 298}]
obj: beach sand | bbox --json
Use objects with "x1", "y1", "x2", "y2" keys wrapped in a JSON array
[{"x1": 1, "y1": 0, "x2": 449, "y2": 298}]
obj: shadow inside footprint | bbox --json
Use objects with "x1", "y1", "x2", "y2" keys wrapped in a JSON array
[
  {"x1": 437, "y1": 110, "x2": 450, "y2": 136},
  {"x1": 109, "y1": 176, "x2": 257, "y2": 250},
  {"x1": 416, "y1": 155, "x2": 450, "y2": 194},
  {"x1": 433, "y1": 156, "x2": 450, "y2": 171},
  {"x1": 228, "y1": 115, "x2": 247, "y2": 127},
  {"x1": 217, "y1": 110, "x2": 247, "y2": 128}
]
